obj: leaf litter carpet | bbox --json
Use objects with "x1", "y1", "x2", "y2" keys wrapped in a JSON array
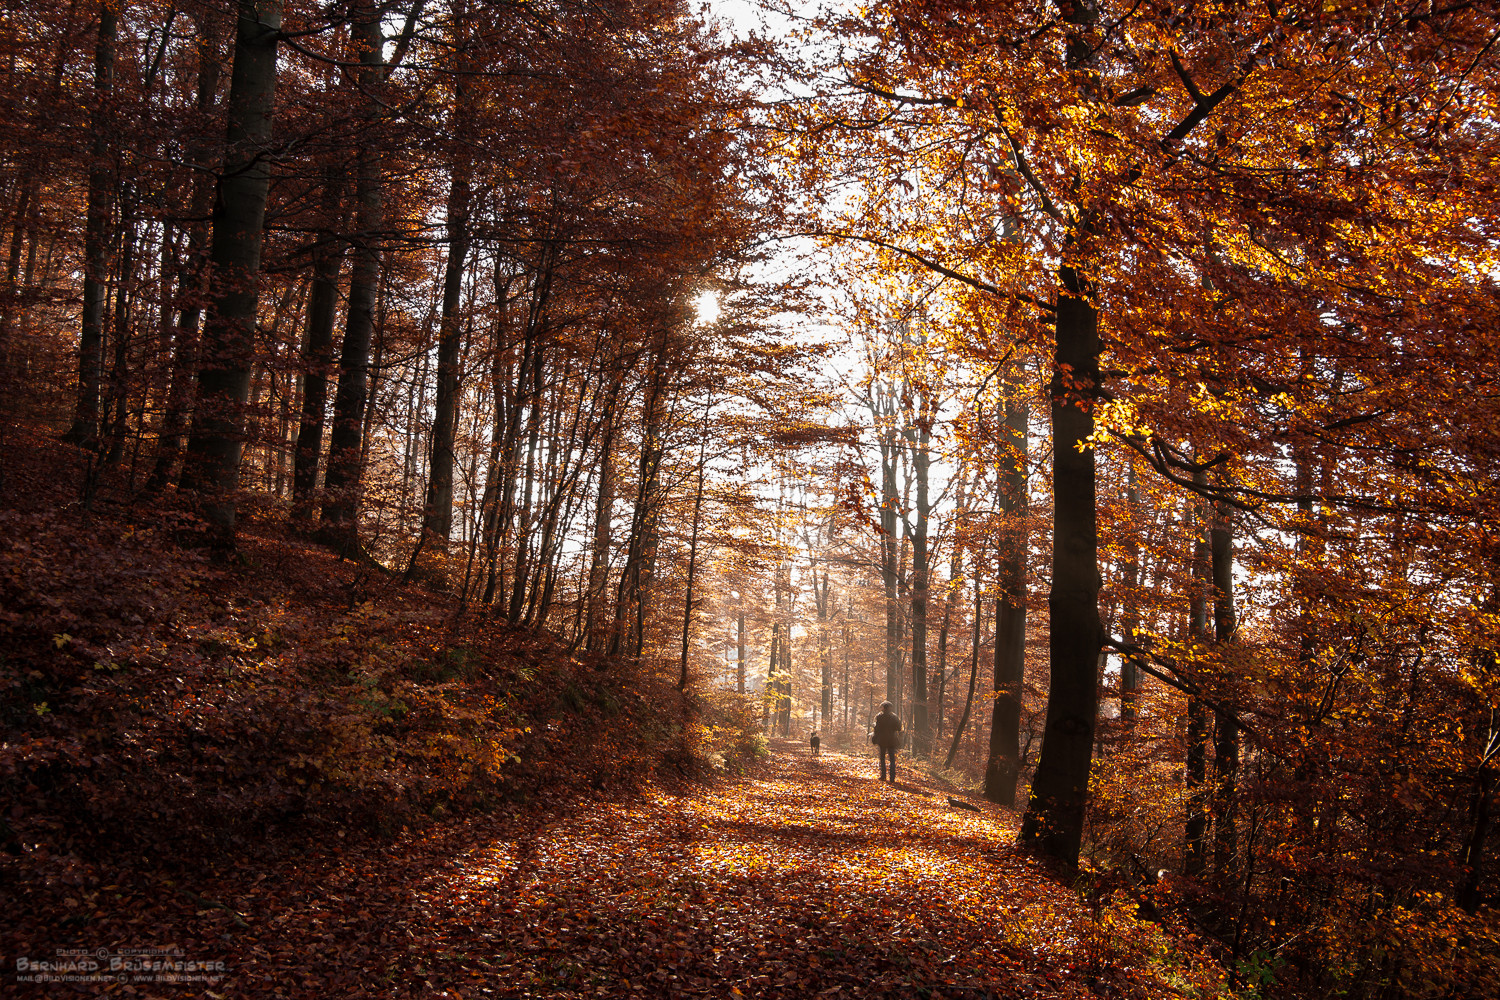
[{"x1": 7, "y1": 742, "x2": 1223, "y2": 998}]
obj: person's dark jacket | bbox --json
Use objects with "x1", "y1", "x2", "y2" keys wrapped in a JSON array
[{"x1": 872, "y1": 709, "x2": 902, "y2": 749}]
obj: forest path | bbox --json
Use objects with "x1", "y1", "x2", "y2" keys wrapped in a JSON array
[
  {"x1": 10, "y1": 743, "x2": 1218, "y2": 999},
  {"x1": 367, "y1": 742, "x2": 1140, "y2": 999}
]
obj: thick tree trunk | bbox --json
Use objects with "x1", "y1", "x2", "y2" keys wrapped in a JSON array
[
  {"x1": 1019, "y1": 260, "x2": 1103, "y2": 867},
  {"x1": 65, "y1": 3, "x2": 117, "y2": 448},
  {"x1": 986, "y1": 395, "x2": 1029, "y2": 805},
  {"x1": 1460, "y1": 757, "x2": 1495, "y2": 912},
  {"x1": 179, "y1": 0, "x2": 282, "y2": 537}
]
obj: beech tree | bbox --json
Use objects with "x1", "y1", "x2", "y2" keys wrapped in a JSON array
[{"x1": 179, "y1": 0, "x2": 283, "y2": 535}]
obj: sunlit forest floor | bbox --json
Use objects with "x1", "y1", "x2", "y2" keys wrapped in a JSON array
[{"x1": 6, "y1": 739, "x2": 1234, "y2": 998}]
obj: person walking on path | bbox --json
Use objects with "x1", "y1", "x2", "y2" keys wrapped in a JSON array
[{"x1": 871, "y1": 701, "x2": 902, "y2": 784}]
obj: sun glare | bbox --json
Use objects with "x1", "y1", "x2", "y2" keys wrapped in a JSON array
[{"x1": 695, "y1": 290, "x2": 721, "y2": 325}]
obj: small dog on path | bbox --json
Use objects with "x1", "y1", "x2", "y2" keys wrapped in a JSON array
[{"x1": 810, "y1": 730, "x2": 821, "y2": 755}]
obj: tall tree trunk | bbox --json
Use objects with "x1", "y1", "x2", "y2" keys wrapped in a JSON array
[
  {"x1": 678, "y1": 398, "x2": 712, "y2": 690},
  {"x1": 608, "y1": 333, "x2": 668, "y2": 657},
  {"x1": 1119, "y1": 460, "x2": 1142, "y2": 725},
  {"x1": 766, "y1": 622, "x2": 779, "y2": 732},
  {"x1": 1459, "y1": 587, "x2": 1500, "y2": 912},
  {"x1": 1019, "y1": 257, "x2": 1103, "y2": 866},
  {"x1": 582, "y1": 414, "x2": 616, "y2": 650},
  {"x1": 737, "y1": 605, "x2": 747, "y2": 694},
  {"x1": 808, "y1": 538, "x2": 833, "y2": 727},
  {"x1": 1211, "y1": 494, "x2": 1239, "y2": 877},
  {"x1": 416, "y1": 161, "x2": 471, "y2": 580},
  {"x1": 179, "y1": 0, "x2": 282, "y2": 538},
  {"x1": 936, "y1": 474, "x2": 966, "y2": 741},
  {"x1": 145, "y1": 12, "x2": 223, "y2": 492},
  {"x1": 946, "y1": 582, "x2": 984, "y2": 769},
  {"x1": 481, "y1": 269, "x2": 515, "y2": 608},
  {"x1": 103, "y1": 219, "x2": 136, "y2": 467},
  {"x1": 874, "y1": 387, "x2": 903, "y2": 705},
  {"x1": 908, "y1": 398, "x2": 933, "y2": 755},
  {"x1": 842, "y1": 616, "x2": 850, "y2": 730},
  {"x1": 985, "y1": 394, "x2": 1029, "y2": 805},
  {"x1": 508, "y1": 345, "x2": 547, "y2": 621},
  {"x1": 65, "y1": 2, "x2": 117, "y2": 447},
  {"x1": 320, "y1": 7, "x2": 386, "y2": 550},
  {"x1": 819, "y1": 570, "x2": 833, "y2": 726},
  {"x1": 1185, "y1": 475, "x2": 1212, "y2": 877},
  {"x1": 291, "y1": 164, "x2": 345, "y2": 511}
]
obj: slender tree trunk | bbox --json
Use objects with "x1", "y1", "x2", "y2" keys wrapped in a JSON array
[
  {"x1": 416, "y1": 162, "x2": 471, "y2": 579},
  {"x1": 583, "y1": 415, "x2": 616, "y2": 650},
  {"x1": 936, "y1": 477, "x2": 965, "y2": 741},
  {"x1": 66, "y1": 3, "x2": 117, "y2": 447},
  {"x1": 985, "y1": 394, "x2": 1029, "y2": 805},
  {"x1": 820, "y1": 576, "x2": 833, "y2": 725},
  {"x1": 291, "y1": 165, "x2": 344, "y2": 511},
  {"x1": 508, "y1": 348, "x2": 546, "y2": 621},
  {"x1": 875, "y1": 388, "x2": 903, "y2": 705},
  {"x1": 103, "y1": 221, "x2": 136, "y2": 467},
  {"x1": 841, "y1": 617, "x2": 850, "y2": 729},
  {"x1": 1185, "y1": 476, "x2": 1212, "y2": 877},
  {"x1": 737, "y1": 606, "x2": 746, "y2": 694},
  {"x1": 1211, "y1": 494, "x2": 1239, "y2": 877},
  {"x1": 678, "y1": 399, "x2": 712, "y2": 690},
  {"x1": 908, "y1": 401, "x2": 933, "y2": 755},
  {"x1": 320, "y1": 7, "x2": 385, "y2": 550},
  {"x1": 0, "y1": 172, "x2": 32, "y2": 379},
  {"x1": 145, "y1": 13, "x2": 222, "y2": 492},
  {"x1": 946, "y1": 583, "x2": 984, "y2": 769},
  {"x1": 481, "y1": 270, "x2": 514, "y2": 607},
  {"x1": 808, "y1": 544, "x2": 833, "y2": 726},
  {"x1": 1119, "y1": 460, "x2": 1142, "y2": 724},
  {"x1": 179, "y1": 0, "x2": 282, "y2": 538},
  {"x1": 608, "y1": 335, "x2": 668, "y2": 657},
  {"x1": 766, "y1": 622, "x2": 779, "y2": 732}
]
